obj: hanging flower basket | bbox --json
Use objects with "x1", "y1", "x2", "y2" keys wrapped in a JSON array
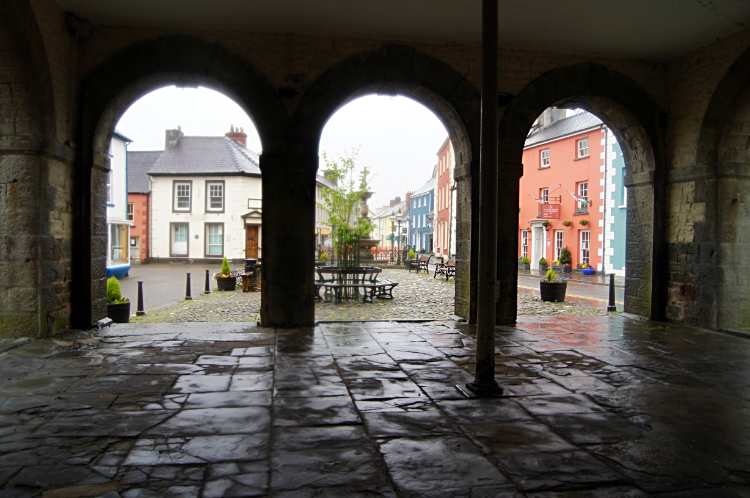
[
  {"x1": 542, "y1": 220, "x2": 551, "y2": 230},
  {"x1": 579, "y1": 219, "x2": 589, "y2": 226},
  {"x1": 562, "y1": 220, "x2": 572, "y2": 227}
]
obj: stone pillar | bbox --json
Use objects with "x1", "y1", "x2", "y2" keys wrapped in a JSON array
[
  {"x1": 623, "y1": 171, "x2": 655, "y2": 318},
  {"x1": 468, "y1": 0, "x2": 500, "y2": 393},
  {"x1": 454, "y1": 163, "x2": 476, "y2": 321},
  {"x1": 496, "y1": 161, "x2": 523, "y2": 324},
  {"x1": 259, "y1": 153, "x2": 316, "y2": 327}
]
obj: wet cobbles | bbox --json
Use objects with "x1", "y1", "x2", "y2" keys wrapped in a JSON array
[
  {"x1": 0, "y1": 317, "x2": 748, "y2": 496},
  {"x1": 130, "y1": 269, "x2": 614, "y2": 323}
]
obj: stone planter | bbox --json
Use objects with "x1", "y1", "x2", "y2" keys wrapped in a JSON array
[
  {"x1": 107, "y1": 301, "x2": 131, "y2": 323},
  {"x1": 539, "y1": 264, "x2": 548, "y2": 273},
  {"x1": 540, "y1": 281, "x2": 567, "y2": 302},
  {"x1": 518, "y1": 263, "x2": 530, "y2": 270},
  {"x1": 405, "y1": 259, "x2": 414, "y2": 269},
  {"x1": 561, "y1": 264, "x2": 572, "y2": 273},
  {"x1": 217, "y1": 276, "x2": 237, "y2": 291}
]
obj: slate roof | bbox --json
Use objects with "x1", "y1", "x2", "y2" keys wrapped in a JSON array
[
  {"x1": 525, "y1": 112, "x2": 603, "y2": 148},
  {"x1": 373, "y1": 200, "x2": 407, "y2": 219},
  {"x1": 148, "y1": 136, "x2": 261, "y2": 176},
  {"x1": 127, "y1": 151, "x2": 161, "y2": 193},
  {"x1": 413, "y1": 178, "x2": 434, "y2": 196}
]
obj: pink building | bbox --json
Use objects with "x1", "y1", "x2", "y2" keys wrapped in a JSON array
[{"x1": 434, "y1": 138, "x2": 453, "y2": 257}]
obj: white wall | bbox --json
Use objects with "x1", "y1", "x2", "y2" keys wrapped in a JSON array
[
  {"x1": 107, "y1": 136, "x2": 129, "y2": 222},
  {"x1": 150, "y1": 175, "x2": 263, "y2": 261}
]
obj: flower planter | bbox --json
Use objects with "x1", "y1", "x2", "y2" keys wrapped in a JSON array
[
  {"x1": 107, "y1": 301, "x2": 131, "y2": 323},
  {"x1": 582, "y1": 267, "x2": 596, "y2": 275},
  {"x1": 561, "y1": 264, "x2": 572, "y2": 273},
  {"x1": 540, "y1": 281, "x2": 567, "y2": 302},
  {"x1": 539, "y1": 264, "x2": 548, "y2": 273},
  {"x1": 576, "y1": 264, "x2": 583, "y2": 269},
  {"x1": 217, "y1": 276, "x2": 237, "y2": 291},
  {"x1": 518, "y1": 263, "x2": 530, "y2": 270}
]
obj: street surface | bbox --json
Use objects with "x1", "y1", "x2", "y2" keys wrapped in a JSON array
[{"x1": 517, "y1": 274, "x2": 624, "y2": 311}]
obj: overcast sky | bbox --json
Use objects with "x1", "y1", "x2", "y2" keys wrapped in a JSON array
[{"x1": 116, "y1": 86, "x2": 448, "y2": 209}]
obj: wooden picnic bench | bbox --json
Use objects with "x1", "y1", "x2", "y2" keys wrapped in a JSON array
[
  {"x1": 313, "y1": 266, "x2": 396, "y2": 303},
  {"x1": 434, "y1": 259, "x2": 456, "y2": 280},
  {"x1": 409, "y1": 255, "x2": 430, "y2": 274}
]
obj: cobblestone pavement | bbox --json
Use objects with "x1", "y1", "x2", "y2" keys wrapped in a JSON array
[
  {"x1": 0, "y1": 316, "x2": 748, "y2": 496},
  {"x1": 131, "y1": 269, "x2": 615, "y2": 323}
]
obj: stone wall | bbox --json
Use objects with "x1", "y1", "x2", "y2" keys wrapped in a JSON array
[{"x1": 2, "y1": 0, "x2": 750, "y2": 333}]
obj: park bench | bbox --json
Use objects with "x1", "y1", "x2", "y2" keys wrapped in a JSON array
[
  {"x1": 409, "y1": 255, "x2": 430, "y2": 274},
  {"x1": 434, "y1": 259, "x2": 456, "y2": 280}
]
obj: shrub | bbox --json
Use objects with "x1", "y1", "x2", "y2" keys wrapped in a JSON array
[
  {"x1": 408, "y1": 249, "x2": 415, "y2": 259},
  {"x1": 521, "y1": 256, "x2": 530, "y2": 264},
  {"x1": 221, "y1": 257, "x2": 231, "y2": 277},
  {"x1": 320, "y1": 252, "x2": 328, "y2": 261},
  {"x1": 559, "y1": 246, "x2": 572, "y2": 265},
  {"x1": 106, "y1": 276, "x2": 126, "y2": 304},
  {"x1": 539, "y1": 257, "x2": 547, "y2": 265},
  {"x1": 546, "y1": 267, "x2": 556, "y2": 281}
]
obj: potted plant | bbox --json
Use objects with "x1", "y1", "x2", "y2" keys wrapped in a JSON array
[
  {"x1": 559, "y1": 246, "x2": 573, "y2": 273},
  {"x1": 551, "y1": 259, "x2": 561, "y2": 270},
  {"x1": 215, "y1": 257, "x2": 238, "y2": 291},
  {"x1": 539, "y1": 257, "x2": 548, "y2": 273},
  {"x1": 405, "y1": 248, "x2": 416, "y2": 269},
  {"x1": 106, "y1": 276, "x2": 130, "y2": 323},
  {"x1": 318, "y1": 252, "x2": 328, "y2": 268},
  {"x1": 539, "y1": 268, "x2": 569, "y2": 302},
  {"x1": 579, "y1": 219, "x2": 589, "y2": 226},
  {"x1": 542, "y1": 220, "x2": 551, "y2": 231},
  {"x1": 562, "y1": 220, "x2": 572, "y2": 227},
  {"x1": 520, "y1": 256, "x2": 530, "y2": 270},
  {"x1": 581, "y1": 263, "x2": 596, "y2": 275}
]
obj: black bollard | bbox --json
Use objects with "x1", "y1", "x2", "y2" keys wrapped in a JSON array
[
  {"x1": 607, "y1": 273, "x2": 617, "y2": 312},
  {"x1": 185, "y1": 272, "x2": 192, "y2": 300},
  {"x1": 204, "y1": 269, "x2": 211, "y2": 294},
  {"x1": 136, "y1": 280, "x2": 145, "y2": 316}
]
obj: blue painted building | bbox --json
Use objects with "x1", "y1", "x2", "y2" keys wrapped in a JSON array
[
  {"x1": 604, "y1": 127, "x2": 627, "y2": 276},
  {"x1": 409, "y1": 178, "x2": 434, "y2": 252}
]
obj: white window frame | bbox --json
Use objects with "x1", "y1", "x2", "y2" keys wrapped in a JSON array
[
  {"x1": 541, "y1": 188, "x2": 549, "y2": 204},
  {"x1": 206, "y1": 181, "x2": 224, "y2": 212},
  {"x1": 170, "y1": 223, "x2": 189, "y2": 257},
  {"x1": 107, "y1": 171, "x2": 113, "y2": 204},
  {"x1": 173, "y1": 181, "x2": 192, "y2": 212},
  {"x1": 205, "y1": 223, "x2": 224, "y2": 257},
  {"x1": 577, "y1": 138, "x2": 589, "y2": 158},
  {"x1": 127, "y1": 202, "x2": 134, "y2": 221},
  {"x1": 555, "y1": 230, "x2": 564, "y2": 261},
  {"x1": 521, "y1": 230, "x2": 529, "y2": 259},
  {"x1": 580, "y1": 230, "x2": 590, "y2": 265},
  {"x1": 577, "y1": 181, "x2": 589, "y2": 209},
  {"x1": 540, "y1": 149, "x2": 550, "y2": 168}
]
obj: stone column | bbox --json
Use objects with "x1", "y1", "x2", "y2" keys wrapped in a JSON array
[
  {"x1": 468, "y1": 0, "x2": 501, "y2": 394},
  {"x1": 259, "y1": 153, "x2": 317, "y2": 327},
  {"x1": 496, "y1": 161, "x2": 523, "y2": 324}
]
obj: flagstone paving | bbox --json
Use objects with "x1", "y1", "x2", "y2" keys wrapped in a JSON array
[
  {"x1": 0, "y1": 316, "x2": 748, "y2": 497},
  {"x1": 130, "y1": 269, "x2": 613, "y2": 323}
]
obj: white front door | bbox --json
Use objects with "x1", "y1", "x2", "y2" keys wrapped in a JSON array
[{"x1": 532, "y1": 226, "x2": 543, "y2": 270}]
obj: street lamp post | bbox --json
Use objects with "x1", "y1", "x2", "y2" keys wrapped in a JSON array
[{"x1": 396, "y1": 208, "x2": 403, "y2": 265}]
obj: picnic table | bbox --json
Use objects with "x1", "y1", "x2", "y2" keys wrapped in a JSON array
[{"x1": 314, "y1": 266, "x2": 398, "y2": 303}]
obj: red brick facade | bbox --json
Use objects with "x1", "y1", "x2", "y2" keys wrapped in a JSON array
[{"x1": 128, "y1": 193, "x2": 150, "y2": 264}]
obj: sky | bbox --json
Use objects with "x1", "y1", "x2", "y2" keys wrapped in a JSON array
[{"x1": 116, "y1": 86, "x2": 448, "y2": 209}]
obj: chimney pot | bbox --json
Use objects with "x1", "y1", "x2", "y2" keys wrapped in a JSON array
[{"x1": 225, "y1": 125, "x2": 247, "y2": 146}]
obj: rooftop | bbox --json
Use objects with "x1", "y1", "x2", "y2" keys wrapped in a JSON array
[
  {"x1": 149, "y1": 136, "x2": 261, "y2": 176},
  {"x1": 525, "y1": 112, "x2": 604, "y2": 149}
]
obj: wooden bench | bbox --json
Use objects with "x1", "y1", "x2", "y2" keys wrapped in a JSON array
[
  {"x1": 434, "y1": 259, "x2": 456, "y2": 280},
  {"x1": 409, "y1": 255, "x2": 430, "y2": 274},
  {"x1": 314, "y1": 279, "x2": 398, "y2": 303}
]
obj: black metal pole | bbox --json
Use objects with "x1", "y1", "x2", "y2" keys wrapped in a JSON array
[
  {"x1": 467, "y1": 0, "x2": 501, "y2": 396},
  {"x1": 185, "y1": 272, "x2": 192, "y2": 300},
  {"x1": 205, "y1": 269, "x2": 211, "y2": 294},
  {"x1": 607, "y1": 273, "x2": 617, "y2": 312},
  {"x1": 136, "y1": 280, "x2": 145, "y2": 316}
]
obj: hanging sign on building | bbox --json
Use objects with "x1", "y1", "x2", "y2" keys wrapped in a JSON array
[{"x1": 542, "y1": 204, "x2": 561, "y2": 219}]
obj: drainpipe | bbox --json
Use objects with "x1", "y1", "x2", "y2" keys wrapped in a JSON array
[{"x1": 601, "y1": 126, "x2": 608, "y2": 273}]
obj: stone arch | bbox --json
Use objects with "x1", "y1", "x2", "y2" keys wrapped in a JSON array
[
  {"x1": 71, "y1": 36, "x2": 288, "y2": 327},
  {"x1": 293, "y1": 45, "x2": 481, "y2": 320},
  {"x1": 695, "y1": 44, "x2": 750, "y2": 332},
  {"x1": 497, "y1": 63, "x2": 668, "y2": 321}
]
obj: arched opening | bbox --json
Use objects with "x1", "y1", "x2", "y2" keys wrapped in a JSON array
[
  {"x1": 695, "y1": 44, "x2": 750, "y2": 332},
  {"x1": 314, "y1": 94, "x2": 454, "y2": 320},
  {"x1": 293, "y1": 46, "x2": 480, "y2": 321},
  {"x1": 497, "y1": 64, "x2": 668, "y2": 322},
  {"x1": 70, "y1": 37, "x2": 287, "y2": 328}
]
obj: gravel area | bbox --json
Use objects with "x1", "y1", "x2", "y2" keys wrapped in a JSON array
[{"x1": 130, "y1": 268, "x2": 616, "y2": 323}]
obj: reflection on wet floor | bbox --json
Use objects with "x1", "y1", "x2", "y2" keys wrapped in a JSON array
[{"x1": 0, "y1": 317, "x2": 748, "y2": 496}]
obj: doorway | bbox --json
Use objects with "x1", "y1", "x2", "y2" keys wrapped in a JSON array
[
  {"x1": 532, "y1": 225, "x2": 544, "y2": 270},
  {"x1": 246, "y1": 225, "x2": 259, "y2": 258}
]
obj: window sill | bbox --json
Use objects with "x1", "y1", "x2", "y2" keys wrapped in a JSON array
[
  {"x1": 107, "y1": 203, "x2": 115, "y2": 207},
  {"x1": 574, "y1": 155, "x2": 589, "y2": 161},
  {"x1": 574, "y1": 209, "x2": 589, "y2": 215},
  {"x1": 537, "y1": 166, "x2": 551, "y2": 170},
  {"x1": 618, "y1": 205, "x2": 626, "y2": 209}
]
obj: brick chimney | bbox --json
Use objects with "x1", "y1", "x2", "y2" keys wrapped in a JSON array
[
  {"x1": 405, "y1": 191, "x2": 414, "y2": 206},
  {"x1": 225, "y1": 124, "x2": 247, "y2": 146},
  {"x1": 389, "y1": 195, "x2": 402, "y2": 207},
  {"x1": 165, "y1": 126, "x2": 183, "y2": 148}
]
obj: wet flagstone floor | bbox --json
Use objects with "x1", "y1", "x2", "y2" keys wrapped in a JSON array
[
  {"x1": 130, "y1": 269, "x2": 613, "y2": 323},
  {"x1": 0, "y1": 316, "x2": 748, "y2": 497}
]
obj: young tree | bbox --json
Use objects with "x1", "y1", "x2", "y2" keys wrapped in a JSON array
[{"x1": 317, "y1": 149, "x2": 376, "y2": 265}]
